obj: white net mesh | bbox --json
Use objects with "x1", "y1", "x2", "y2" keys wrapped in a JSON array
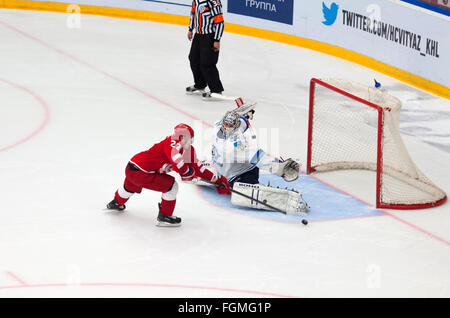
[{"x1": 309, "y1": 78, "x2": 446, "y2": 209}]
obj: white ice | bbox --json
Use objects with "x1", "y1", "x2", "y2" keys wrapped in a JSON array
[{"x1": 0, "y1": 9, "x2": 449, "y2": 298}]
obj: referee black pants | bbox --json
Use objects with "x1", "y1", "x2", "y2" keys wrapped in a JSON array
[{"x1": 188, "y1": 33, "x2": 224, "y2": 94}]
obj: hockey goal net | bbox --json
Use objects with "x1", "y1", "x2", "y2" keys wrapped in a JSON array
[{"x1": 307, "y1": 78, "x2": 447, "y2": 209}]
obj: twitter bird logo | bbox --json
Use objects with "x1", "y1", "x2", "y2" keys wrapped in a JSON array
[{"x1": 322, "y1": 2, "x2": 339, "y2": 26}]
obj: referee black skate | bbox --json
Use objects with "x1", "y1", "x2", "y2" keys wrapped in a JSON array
[{"x1": 186, "y1": 0, "x2": 225, "y2": 98}]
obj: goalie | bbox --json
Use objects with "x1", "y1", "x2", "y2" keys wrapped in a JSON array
[{"x1": 201, "y1": 99, "x2": 309, "y2": 216}]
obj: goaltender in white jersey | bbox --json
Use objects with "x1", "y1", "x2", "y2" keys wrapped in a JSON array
[
  {"x1": 206, "y1": 98, "x2": 309, "y2": 216},
  {"x1": 211, "y1": 110, "x2": 261, "y2": 183}
]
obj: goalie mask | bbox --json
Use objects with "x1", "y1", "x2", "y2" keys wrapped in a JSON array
[{"x1": 221, "y1": 111, "x2": 241, "y2": 137}]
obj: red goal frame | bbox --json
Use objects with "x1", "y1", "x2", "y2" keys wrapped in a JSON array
[{"x1": 306, "y1": 78, "x2": 447, "y2": 209}]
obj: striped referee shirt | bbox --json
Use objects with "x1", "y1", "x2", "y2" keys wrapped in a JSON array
[{"x1": 189, "y1": 0, "x2": 224, "y2": 41}]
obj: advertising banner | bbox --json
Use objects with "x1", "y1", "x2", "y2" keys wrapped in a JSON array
[{"x1": 227, "y1": 0, "x2": 294, "y2": 25}]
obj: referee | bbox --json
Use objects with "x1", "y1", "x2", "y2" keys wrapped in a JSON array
[{"x1": 186, "y1": 0, "x2": 225, "y2": 98}]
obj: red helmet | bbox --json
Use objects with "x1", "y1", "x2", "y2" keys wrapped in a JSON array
[{"x1": 173, "y1": 123, "x2": 194, "y2": 141}]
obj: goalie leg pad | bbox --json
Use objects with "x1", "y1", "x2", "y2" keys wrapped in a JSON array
[{"x1": 230, "y1": 182, "x2": 308, "y2": 216}]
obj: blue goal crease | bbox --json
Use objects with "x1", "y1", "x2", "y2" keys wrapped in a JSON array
[{"x1": 199, "y1": 173, "x2": 383, "y2": 223}]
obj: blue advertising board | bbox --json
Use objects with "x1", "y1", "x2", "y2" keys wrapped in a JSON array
[{"x1": 228, "y1": 0, "x2": 294, "y2": 25}]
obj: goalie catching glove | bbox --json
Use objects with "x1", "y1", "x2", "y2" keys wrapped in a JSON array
[{"x1": 271, "y1": 158, "x2": 300, "y2": 182}]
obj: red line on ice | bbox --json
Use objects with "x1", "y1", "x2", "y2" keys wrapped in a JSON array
[
  {"x1": 0, "y1": 281, "x2": 297, "y2": 298},
  {"x1": 0, "y1": 79, "x2": 50, "y2": 152},
  {"x1": 4, "y1": 271, "x2": 28, "y2": 286}
]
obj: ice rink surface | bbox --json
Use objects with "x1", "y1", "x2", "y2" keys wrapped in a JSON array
[{"x1": 0, "y1": 9, "x2": 449, "y2": 298}]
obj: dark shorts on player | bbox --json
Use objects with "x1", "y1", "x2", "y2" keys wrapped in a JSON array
[{"x1": 229, "y1": 166, "x2": 259, "y2": 188}]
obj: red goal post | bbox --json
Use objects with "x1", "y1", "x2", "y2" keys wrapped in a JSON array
[{"x1": 307, "y1": 78, "x2": 446, "y2": 209}]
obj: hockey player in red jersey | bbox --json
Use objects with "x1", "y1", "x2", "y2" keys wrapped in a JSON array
[{"x1": 106, "y1": 123, "x2": 231, "y2": 226}]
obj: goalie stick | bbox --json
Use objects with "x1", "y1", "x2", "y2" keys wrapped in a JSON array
[{"x1": 201, "y1": 179, "x2": 308, "y2": 225}]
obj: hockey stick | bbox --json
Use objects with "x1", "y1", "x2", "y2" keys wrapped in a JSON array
[
  {"x1": 204, "y1": 93, "x2": 242, "y2": 101},
  {"x1": 201, "y1": 179, "x2": 308, "y2": 225}
]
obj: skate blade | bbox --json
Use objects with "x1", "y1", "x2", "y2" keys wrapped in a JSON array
[
  {"x1": 203, "y1": 93, "x2": 239, "y2": 101},
  {"x1": 186, "y1": 90, "x2": 205, "y2": 96},
  {"x1": 103, "y1": 207, "x2": 125, "y2": 212},
  {"x1": 156, "y1": 221, "x2": 182, "y2": 227}
]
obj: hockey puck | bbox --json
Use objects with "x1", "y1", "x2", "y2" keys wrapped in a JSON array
[{"x1": 301, "y1": 219, "x2": 308, "y2": 225}]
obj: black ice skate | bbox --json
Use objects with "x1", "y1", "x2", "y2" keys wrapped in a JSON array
[
  {"x1": 186, "y1": 85, "x2": 206, "y2": 95},
  {"x1": 106, "y1": 198, "x2": 126, "y2": 211},
  {"x1": 202, "y1": 91, "x2": 213, "y2": 98},
  {"x1": 202, "y1": 91, "x2": 228, "y2": 101},
  {"x1": 156, "y1": 212, "x2": 181, "y2": 227},
  {"x1": 156, "y1": 203, "x2": 181, "y2": 227}
]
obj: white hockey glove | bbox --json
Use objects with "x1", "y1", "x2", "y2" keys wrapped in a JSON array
[
  {"x1": 244, "y1": 109, "x2": 255, "y2": 120},
  {"x1": 271, "y1": 159, "x2": 300, "y2": 182},
  {"x1": 235, "y1": 100, "x2": 256, "y2": 120}
]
